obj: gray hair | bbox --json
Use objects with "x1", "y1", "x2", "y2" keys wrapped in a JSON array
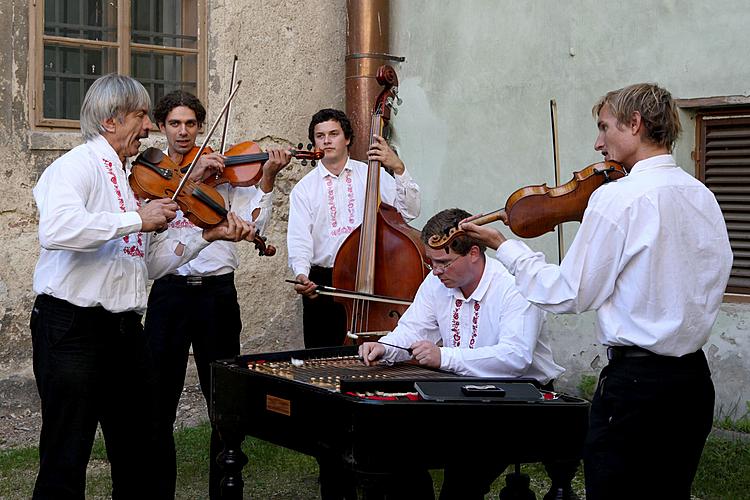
[{"x1": 79, "y1": 74, "x2": 151, "y2": 141}]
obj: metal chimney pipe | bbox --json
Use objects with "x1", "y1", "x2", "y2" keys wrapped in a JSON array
[{"x1": 345, "y1": 0, "x2": 391, "y2": 162}]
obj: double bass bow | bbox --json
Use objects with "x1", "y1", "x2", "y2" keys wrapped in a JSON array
[{"x1": 331, "y1": 65, "x2": 430, "y2": 343}]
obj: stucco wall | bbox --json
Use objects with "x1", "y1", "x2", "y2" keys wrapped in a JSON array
[
  {"x1": 389, "y1": 0, "x2": 750, "y2": 417},
  {"x1": 2, "y1": 0, "x2": 749, "y2": 428},
  {"x1": 0, "y1": 0, "x2": 348, "y2": 411}
]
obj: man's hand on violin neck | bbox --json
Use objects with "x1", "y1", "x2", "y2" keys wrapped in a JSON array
[
  {"x1": 189, "y1": 152, "x2": 225, "y2": 181},
  {"x1": 202, "y1": 212, "x2": 254, "y2": 243},
  {"x1": 263, "y1": 148, "x2": 293, "y2": 175},
  {"x1": 260, "y1": 148, "x2": 293, "y2": 193},
  {"x1": 138, "y1": 198, "x2": 178, "y2": 232}
]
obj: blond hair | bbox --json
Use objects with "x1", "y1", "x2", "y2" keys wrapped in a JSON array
[{"x1": 592, "y1": 83, "x2": 681, "y2": 151}]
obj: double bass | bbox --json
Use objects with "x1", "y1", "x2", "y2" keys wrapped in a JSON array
[{"x1": 332, "y1": 65, "x2": 430, "y2": 342}]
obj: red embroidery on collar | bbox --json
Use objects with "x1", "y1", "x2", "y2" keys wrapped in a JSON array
[
  {"x1": 451, "y1": 298, "x2": 481, "y2": 348},
  {"x1": 326, "y1": 170, "x2": 356, "y2": 237},
  {"x1": 104, "y1": 158, "x2": 144, "y2": 258}
]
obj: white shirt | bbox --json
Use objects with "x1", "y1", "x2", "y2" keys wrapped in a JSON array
[
  {"x1": 379, "y1": 258, "x2": 564, "y2": 384},
  {"x1": 33, "y1": 135, "x2": 210, "y2": 313},
  {"x1": 165, "y1": 181, "x2": 273, "y2": 276},
  {"x1": 497, "y1": 154, "x2": 733, "y2": 356},
  {"x1": 287, "y1": 157, "x2": 421, "y2": 276}
]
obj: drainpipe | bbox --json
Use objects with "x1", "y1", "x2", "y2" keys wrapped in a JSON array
[{"x1": 345, "y1": 0, "x2": 404, "y2": 161}]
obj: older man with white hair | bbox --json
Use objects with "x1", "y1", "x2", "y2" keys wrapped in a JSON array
[{"x1": 30, "y1": 73, "x2": 253, "y2": 498}]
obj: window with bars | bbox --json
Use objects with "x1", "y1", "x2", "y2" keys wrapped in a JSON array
[
  {"x1": 31, "y1": 0, "x2": 205, "y2": 129},
  {"x1": 696, "y1": 110, "x2": 750, "y2": 294}
]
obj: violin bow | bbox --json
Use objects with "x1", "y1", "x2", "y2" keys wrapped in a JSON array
[
  {"x1": 550, "y1": 99, "x2": 565, "y2": 264},
  {"x1": 172, "y1": 81, "x2": 242, "y2": 200},
  {"x1": 219, "y1": 55, "x2": 238, "y2": 155}
]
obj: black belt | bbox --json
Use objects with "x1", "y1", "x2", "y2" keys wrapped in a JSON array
[
  {"x1": 606, "y1": 345, "x2": 657, "y2": 361},
  {"x1": 158, "y1": 272, "x2": 235, "y2": 287},
  {"x1": 35, "y1": 294, "x2": 141, "y2": 323}
]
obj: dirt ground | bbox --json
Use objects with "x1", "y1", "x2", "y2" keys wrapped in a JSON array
[{"x1": 0, "y1": 365, "x2": 209, "y2": 450}]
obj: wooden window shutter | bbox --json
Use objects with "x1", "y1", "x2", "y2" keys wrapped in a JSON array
[{"x1": 697, "y1": 110, "x2": 750, "y2": 294}]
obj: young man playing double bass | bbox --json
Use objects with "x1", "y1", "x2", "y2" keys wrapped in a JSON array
[
  {"x1": 143, "y1": 90, "x2": 291, "y2": 498},
  {"x1": 288, "y1": 108, "x2": 421, "y2": 349},
  {"x1": 30, "y1": 74, "x2": 254, "y2": 498},
  {"x1": 287, "y1": 108, "x2": 421, "y2": 500},
  {"x1": 462, "y1": 83, "x2": 732, "y2": 499}
]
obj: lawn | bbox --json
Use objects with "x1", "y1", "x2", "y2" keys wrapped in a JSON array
[{"x1": 1, "y1": 423, "x2": 747, "y2": 499}]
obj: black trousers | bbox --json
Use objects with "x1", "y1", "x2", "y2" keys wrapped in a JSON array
[
  {"x1": 302, "y1": 266, "x2": 347, "y2": 348},
  {"x1": 583, "y1": 349, "x2": 714, "y2": 500},
  {"x1": 144, "y1": 273, "x2": 241, "y2": 499},
  {"x1": 30, "y1": 294, "x2": 156, "y2": 500}
]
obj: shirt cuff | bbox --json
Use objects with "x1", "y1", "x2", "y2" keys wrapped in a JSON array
[
  {"x1": 257, "y1": 190, "x2": 274, "y2": 208},
  {"x1": 292, "y1": 262, "x2": 311, "y2": 278},
  {"x1": 118, "y1": 211, "x2": 144, "y2": 238},
  {"x1": 394, "y1": 168, "x2": 413, "y2": 184},
  {"x1": 495, "y1": 239, "x2": 533, "y2": 275},
  {"x1": 181, "y1": 230, "x2": 212, "y2": 260}
]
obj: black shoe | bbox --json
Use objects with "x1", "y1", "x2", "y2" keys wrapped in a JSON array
[{"x1": 543, "y1": 486, "x2": 580, "y2": 500}]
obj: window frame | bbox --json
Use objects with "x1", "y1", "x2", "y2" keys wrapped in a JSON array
[{"x1": 29, "y1": 0, "x2": 207, "y2": 130}]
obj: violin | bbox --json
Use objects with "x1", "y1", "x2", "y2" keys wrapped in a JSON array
[
  {"x1": 179, "y1": 142, "x2": 323, "y2": 188},
  {"x1": 130, "y1": 147, "x2": 228, "y2": 229},
  {"x1": 128, "y1": 147, "x2": 276, "y2": 256},
  {"x1": 427, "y1": 160, "x2": 627, "y2": 250}
]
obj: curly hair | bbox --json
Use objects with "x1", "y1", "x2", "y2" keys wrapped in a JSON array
[
  {"x1": 153, "y1": 90, "x2": 206, "y2": 127},
  {"x1": 421, "y1": 208, "x2": 486, "y2": 256},
  {"x1": 592, "y1": 83, "x2": 681, "y2": 151},
  {"x1": 308, "y1": 108, "x2": 354, "y2": 147}
]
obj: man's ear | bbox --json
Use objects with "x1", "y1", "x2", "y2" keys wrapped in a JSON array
[
  {"x1": 102, "y1": 117, "x2": 117, "y2": 134},
  {"x1": 629, "y1": 111, "x2": 643, "y2": 136},
  {"x1": 469, "y1": 244, "x2": 482, "y2": 261},
  {"x1": 158, "y1": 122, "x2": 167, "y2": 134}
]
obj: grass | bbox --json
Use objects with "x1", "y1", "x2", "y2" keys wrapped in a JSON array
[{"x1": 1, "y1": 422, "x2": 748, "y2": 499}]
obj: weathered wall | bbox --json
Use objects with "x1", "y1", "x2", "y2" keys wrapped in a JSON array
[
  {"x1": 3, "y1": 0, "x2": 750, "y2": 428},
  {"x1": 388, "y1": 0, "x2": 750, "y2": 417},
  {"x1": 0, "y1": 0, "x2": 349, "y2": 417}
]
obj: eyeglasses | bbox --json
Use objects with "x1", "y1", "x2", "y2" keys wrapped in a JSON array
[{"x1": 426, "y1": 255, "x2": 463, "y2": 273}]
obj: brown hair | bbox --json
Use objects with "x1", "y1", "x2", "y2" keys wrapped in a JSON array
[
  {"x1": 421, "y1": 208, "x2": 486, "y2": 255},
  {"x1": 592, "y1": 83, "x2": 681, "y2": 151}
]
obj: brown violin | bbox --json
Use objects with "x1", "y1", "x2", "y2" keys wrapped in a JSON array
[
  {"x1": 179, "y1": 142, "x2": 323, "y2": 187},
  {"x1": 428, "y1": 160, "x2": 627, "y2": 250},
  {"x1": 129, "y1": 147, "x2": 276, "y2": 256},
  {"x1": 130, "y1": 147, "x2": 228, "y2": 229}
]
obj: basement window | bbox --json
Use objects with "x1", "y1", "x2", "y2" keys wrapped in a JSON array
[{"x1": 692, "y1": 103, "x2": 750, "y2": 296}]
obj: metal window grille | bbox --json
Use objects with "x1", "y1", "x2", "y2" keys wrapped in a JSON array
[
  {"x1": 698, "y1": 111, "x2": 750, "y2": 294},
  {"x1": 40, "y1": 0, "x2": 200, "y2": 123}
]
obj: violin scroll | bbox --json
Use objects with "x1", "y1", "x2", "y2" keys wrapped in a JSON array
[{"x1": 251, "y1": 233, "x2": 276, "y2": 257}]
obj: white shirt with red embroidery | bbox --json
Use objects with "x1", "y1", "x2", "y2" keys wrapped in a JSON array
[
  {"x1": 163, "y1": 176, "x2": 273, "y2": 276},
  {"x1": 32, "y1": 135, "x2": 210, "y2": 313},
  {"x1": 378, "y1": 258, "x2": 564, "y2": 384},
  {"x1": 287, "y1": 157, "x2": 420, "y2": 277}
]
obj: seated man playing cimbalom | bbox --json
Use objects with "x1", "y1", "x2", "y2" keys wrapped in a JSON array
[{"x1": 360, "y1": 208, "x2": 579, "y2": 500}]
